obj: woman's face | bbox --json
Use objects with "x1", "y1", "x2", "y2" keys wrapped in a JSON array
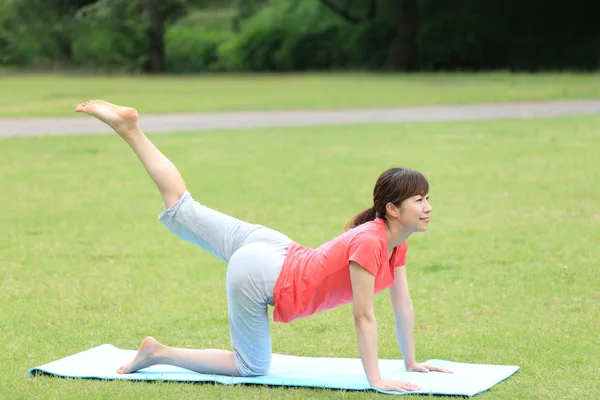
[{"x1": 396, "y1": 194, "x2": 432, "y2": 232}]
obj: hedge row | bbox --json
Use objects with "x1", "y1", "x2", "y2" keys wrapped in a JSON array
[{"x1": 1, "y1": 0, "x2": 598, "y2": 72}]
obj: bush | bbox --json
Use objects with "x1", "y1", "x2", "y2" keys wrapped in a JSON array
[
  {"x1": 71, "y1": 28, "x2": 148, "y2": 72},
  {"x1": 338, "y1": 21, "x2": 396, "y2": 69},
  {"x1": 0, "y1": 0, "x2": 12, "y2": 64},
  {"x1": 70, "y1": 4, "x2": 150, "y2": 72},
  {"x1": 165, "y1": 25, "x2": 226, "y2": 72},
  {"x1": 218, "y1": 24, "x2": 288, "y2": 71},
  {"x1": 70, "y1": 23, "x2": 149, "y2": 72},
  {"x1": 417, "y1": 13, "x2": 504, "y2": 71},
  {"x1": 273, "y1": 25, "x2": 343, "y2": 71},
  {"x1": 0, "y1": 0, "x2": 74, "y2": 67},
  {"x1": 416, "y1": 0, "x2": 600, "y2": 71},
  {"x1": 218, "y1": 0, "x2": 391, "y2": 71},
  {"x1": 218, "y1": 1, "x2": 302, "y2": 71}
]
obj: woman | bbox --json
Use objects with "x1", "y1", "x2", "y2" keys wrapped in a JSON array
[{"x1": 75, "y1": 100, "x2": 450, "y2": 393}]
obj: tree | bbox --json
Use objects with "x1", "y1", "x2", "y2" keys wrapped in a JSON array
[
  {"x1": 385, "y1": 0, "x2": 417, "y2": 70},
  {"x1": 142, "y1": 0, "x2": 187, "y2": 73},
  {"x1": 317, "y1": 0, "x2": 376, "y2": 23},
  {"x1": 6, "y1": 0, "x2": 97, "y2": 65},
  {"x1": 317, "y1": 0, "x2": 417, "y2": 71},
  {"x1": 77, "y1": 0, "x2": 187, "y2": 73}
]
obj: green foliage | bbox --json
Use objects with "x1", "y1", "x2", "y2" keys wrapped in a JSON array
[
  {"x1": 0, "y1": 0, "x2": 13, "y2": 64},
  {"x1": 417, "y1": 13, "x2": 504, "y2": 71},
  {"x1": 71, "y1": 1, "x2": 150, "y2": 71},
  {"x1": 418, "y1": 0, "x2": 600, "y2": 71},
  {"x1": 0, "y1": 0, "x2": 84, "y2": 65},
  {"x1": 71, "y1": 27, "x2": 149, "y2": 72},
  {"x1": 70, "y1": 0, "x2": 188, "y2": 72},
  {"x1": 218, "y1": 1, "x2": 296, "y2": 71},
  {"x1": 216, "y1": 0, "x2": 599, "y2": 71},
  {"x1": 0, "y1": 0, "x2": 188, "y2": 72},
  {"x1": 339, "y1": 21, "x2": 395, "y2": 69},
  {"x1": 218, "y1": 0, "x2": 394, "y2": 71},
  {"x1": 162, "y1": 7, "x2": 234, "y2": 72},
  {"x1": 233, "y1": 0, "x2": 269, "y2": 17},
  {"x1": 165, "y1": 26, "x2": 225, "y2": 72},
  {"x1": 0, "y1": 0, "x2": 598, "y2": 72},
  {"x1": 177, "y1": 7, "x2": 237, "y2": 30}
]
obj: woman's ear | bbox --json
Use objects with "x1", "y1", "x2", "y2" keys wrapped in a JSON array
[{"x1": 385, "y1": 202, "x2": 399, "y2": 218}]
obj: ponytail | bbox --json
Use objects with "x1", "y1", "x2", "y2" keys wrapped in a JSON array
[{"x1": 345, "y1": 206, "x2": 377, "y2": 231}]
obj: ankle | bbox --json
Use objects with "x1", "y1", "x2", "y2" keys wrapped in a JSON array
[
  {"x1": 120, "y1": 124, "x2": 142, "y2": 137},
  {"x1": 152, "y1": 343, "x2": 168, "y2": 363}
]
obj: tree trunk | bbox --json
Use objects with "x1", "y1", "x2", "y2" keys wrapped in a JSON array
[
  {"x1": 144, "y1": 0, "x2": 165, "y2": 73},
  {"x1": 386, "y1": 0, "x2": 417, "y2": 71}
]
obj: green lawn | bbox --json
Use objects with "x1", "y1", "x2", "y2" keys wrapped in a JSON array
[
  {"x1": 1, "y1": 72, "x2": 599, "y2": 118},
  {"x1": 1, "y1": 115, "x2": 599, "y2": 399}
]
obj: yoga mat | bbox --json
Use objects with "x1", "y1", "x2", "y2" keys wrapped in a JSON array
[{"x1": 30, "y1": 344, "x2": 519, "y2": 396}]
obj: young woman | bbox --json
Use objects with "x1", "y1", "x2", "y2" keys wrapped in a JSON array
[{"x1": 75, "y1": 100, "x2": 450, "y2": 393}]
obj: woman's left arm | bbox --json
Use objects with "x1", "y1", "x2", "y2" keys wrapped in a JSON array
[
  {"x1": 389, "y1": 266, "x2": 452, "y2": 373},
  {"x1": 389, "y1": 266, "x2": 416, "y2": 369}
]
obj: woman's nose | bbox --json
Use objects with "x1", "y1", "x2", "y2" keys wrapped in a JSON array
[{"x1": 424, "y1": 201, "x2": 432, "y2": 213}]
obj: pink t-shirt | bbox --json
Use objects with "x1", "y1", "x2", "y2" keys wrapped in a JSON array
[{"x1": 273, "y1": 218, "x2": 408, "y2": 323}]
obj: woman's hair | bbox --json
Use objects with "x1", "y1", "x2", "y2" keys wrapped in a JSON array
[{"x1": 345, "y1": 167, "x2": 429, "y2": 230}]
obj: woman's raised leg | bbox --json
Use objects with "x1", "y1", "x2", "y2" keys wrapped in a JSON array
[
  {"x1": 75, "y1": 100, "x2": 186, "y2": 209},
  {"x1": 76, "y1": 100, "x2": 281, "y2": 378}
]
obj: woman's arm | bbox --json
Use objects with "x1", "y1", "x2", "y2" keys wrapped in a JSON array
[
  {"x1": 390, "y1": 266, "x2": 453, "y2": 373},
  {"x1": 350, "y1": 262, "x2": 423, "y2": 392},
  {"x1": 389, "y1": 265, "x2": 416, "y2": 369},
  {"x1": 349, "y1": 261, "x2": 380, "y2": 384}
]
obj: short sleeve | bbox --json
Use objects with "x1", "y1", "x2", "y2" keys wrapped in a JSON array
[
  {"x1": 347, "y1": 233, "x2": 384, "y2": 275},
  {"x1": 391, "y1": 242, "x2": 408, "y2": 267}
]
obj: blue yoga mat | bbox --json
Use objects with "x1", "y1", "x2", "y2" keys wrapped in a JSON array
[{"x1": 30, "y1": 344, "x2": 519, "y2": 396}]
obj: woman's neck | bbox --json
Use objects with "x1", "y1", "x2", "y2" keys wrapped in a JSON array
[{"x1": 385, "y1": 219, "x2": 412, "y2": 251}]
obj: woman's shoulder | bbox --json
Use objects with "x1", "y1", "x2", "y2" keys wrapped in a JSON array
[
  {"x1": 346, "y1": 220, "x2": 387, "y2": 246},
  {"x1": 350, "y1": 218, "x2": 386, "y2": 235}
]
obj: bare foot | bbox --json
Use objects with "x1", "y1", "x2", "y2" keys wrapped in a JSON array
[
  {"x1": 117, "y1": 336, "x2": 163, "y2": 374},
  {"x1": 75, "y1": 100, "x2": 139, "y2": 138}
]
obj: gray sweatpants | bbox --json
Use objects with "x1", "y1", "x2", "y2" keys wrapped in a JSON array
[{"x1": 158, "y1": 191, "x2": 292, "y2": 377}]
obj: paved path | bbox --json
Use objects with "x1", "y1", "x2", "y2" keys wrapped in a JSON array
[{"x1": 1, "y1": 100, "x2": 599, "y2": 138}]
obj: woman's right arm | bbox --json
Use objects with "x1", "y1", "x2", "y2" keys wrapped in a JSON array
[
  {"x1": 349, "y1": 261, "x2": 380, "y2": 384},
  {"x1": 350, "y1": 261, "x2": 421, "y2": 393}
]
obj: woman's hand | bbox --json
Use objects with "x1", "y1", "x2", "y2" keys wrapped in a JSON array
[
  {"x1": 407, "y1": 362, "x2": 453, "y2": 373},
  {"x1": 371, "y1": 378, "x2": 420, "y2": 393}
]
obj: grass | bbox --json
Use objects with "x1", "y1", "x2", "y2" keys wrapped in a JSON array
[
  {"x1": 0, "y1": 72, "x2": 599, "y2": 118},
  {"x1": 1, "y1": 115, "x2": 599, "y2": 400}
]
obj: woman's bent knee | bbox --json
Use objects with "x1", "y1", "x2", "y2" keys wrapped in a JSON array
[{"x1": 233, "y1": 351, "x2": 271, "y2": 377}]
